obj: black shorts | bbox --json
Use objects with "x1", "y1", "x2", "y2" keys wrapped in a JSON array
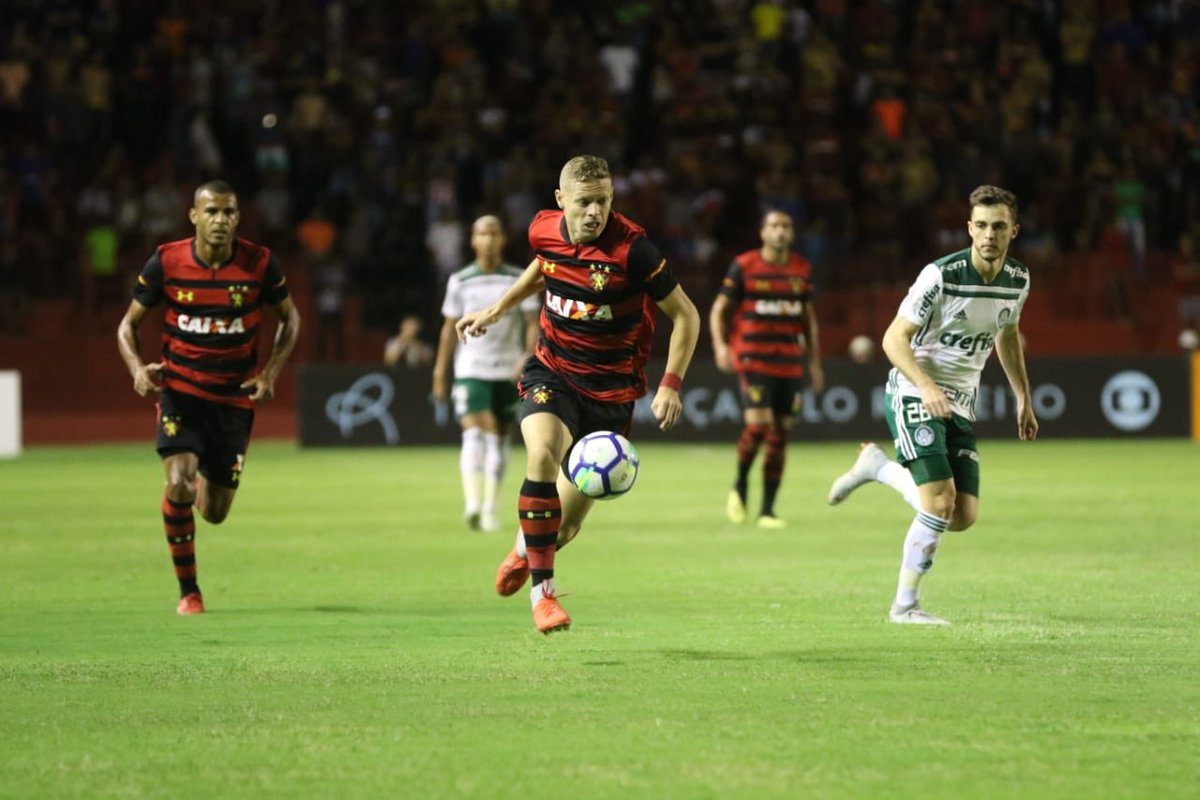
[
  {"x1": 738, "y1": 371, "x2": 803, "y2": 418},
  {"x1": 156, "y1": 388, "x2": 254, "y2": 488},
  {"x1": 517, "y1": 356, "x2": 635, "y2": 442}
]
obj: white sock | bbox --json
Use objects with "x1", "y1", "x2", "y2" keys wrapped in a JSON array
[
  {"x1": 877, "y1": 460, "x2": 922, "y2": 512},
  {"x1": 460, "y1": 427, "x2": 485, "y2": 514},
  {"x1": 894, "y1": 511, "x2": 949, "y2": 607},
  {"x1": 530, "y1": 577, "x2": 554, "y2": 608},
  {"x1": 482, "y1": 431, "x2": 506, "y2": 512}
]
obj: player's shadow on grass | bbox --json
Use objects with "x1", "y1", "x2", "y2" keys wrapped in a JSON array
[{"x1": 661, "y1": 648, "x2": 871, "y2": 663}]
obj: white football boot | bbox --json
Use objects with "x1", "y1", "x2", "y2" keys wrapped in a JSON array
[
  {"x1": 827, "y1": 442, "x2": 891, "y2": 505},
  {"x1": 889, "y1": 602, "x2": 951, "y2": 626}
]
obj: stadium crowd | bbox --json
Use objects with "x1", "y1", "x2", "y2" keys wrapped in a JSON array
[{"x1": 1, "y1": 0, "x2": 1198, "y2": 342}]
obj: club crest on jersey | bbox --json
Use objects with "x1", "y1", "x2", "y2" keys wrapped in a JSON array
[
  {"x1": 914, "y1": 424, "x2": 935, "y2": 447},
  {"x1": 177, "y1": 313, "x2": 246, "y2": 334},
  {"x1": 531, "y1": 385, "x2": 552, "y2": 404},
  {"x1": 175, "y1": 289, "x2": 194, "y2": 302},
  {"x1": 588, "y1": 264, "x2": 612, "y2": 291},
  {"x1": 227, "y1": 284, "x2": 251, "y2": 308},
  {"x1": 790, "y1": 278, "x2": 806, "y2": 294},
  {"x1": 544, "y1": 290, "x2": 612, "y2": 321},
  {"x1": 161, "y1": 415, "x2": 181, "y2": 437},
  {"x1": 539, "y1": 258, "x2": 557, "y2": 274}
]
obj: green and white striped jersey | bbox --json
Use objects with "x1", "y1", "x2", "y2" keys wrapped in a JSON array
[
  {"x1": 887, "y1": 247, "x2": 1030, "y2": 420},
  {"x1": 441, "y1": 262, "x2": 540, "y2": 380}
]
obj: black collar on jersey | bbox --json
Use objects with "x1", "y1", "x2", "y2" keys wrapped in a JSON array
[{"x1": 191, "y1": 238, "x2": 239, "y2": 270}]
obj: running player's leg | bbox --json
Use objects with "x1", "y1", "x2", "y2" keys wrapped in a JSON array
[
  {"x1": 454, "y1": 380, "x2": 488, "y2": 529},
  {"x1": 162, "y1": 451, "x2": 203, "y2": 612},
  {"x1": 157, "y1": 390, "x2": 205, "y2": 612},
  {"x1": 729, "y1": 372, "x2": 770, "y2": 522},
  {"x1": 481, "y1": 380, "x2": 520, "y2": 532},
  {"x1": 885, "y1": 394, "x2": 955, "y2": 624},
  {"x1": 518, "y1": 410, "x2": 573, "y2": 632},
  {"x1": 758, "y1": 377, "x2": 800, "y2": 528}
]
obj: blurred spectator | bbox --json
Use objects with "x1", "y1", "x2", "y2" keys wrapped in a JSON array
[
  {"x1": 78, "y1": 215, "x2": 120, "y2": 319},
  {"x1": 1172, "y1": 232, "x2": 1200, "y2": 330},
  {"x1": 1112, "y1": 156, "x2": 1148, "y2": 279},
  {"x1": 383, "y1": 315, "x2": 433, "y2": 369},
  {"x1": 314, "y1": 250, "x2": 348, "y2": 362}
]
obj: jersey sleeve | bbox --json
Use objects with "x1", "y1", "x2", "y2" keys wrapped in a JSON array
[
  {"x1": 897, "y1": 264, "x2": 943, "y2": 326},
  {"x1": 261, "y1": 253, "x2": 290, "y2": 306},
  {"x1": 628, "y1": 236, "x2": 678, "y2": 302},
  {"x1": 718, "y1": 260, "x2": 744, "y2": 302},
  {"x1": 440, "y1": 274, "x2": 463, "y2": 318},
  {"x1": 131, "y1": 251, "x2": 165, "y2": 307}
]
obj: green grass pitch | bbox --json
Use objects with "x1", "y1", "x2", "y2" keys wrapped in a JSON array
[{"x1": 1, "y1": 439, "x2": 1197, "y2": 799}]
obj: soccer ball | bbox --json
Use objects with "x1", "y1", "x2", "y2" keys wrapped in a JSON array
[{"x1": 567, "y1": 431, "x2": 639, "y2": 500}]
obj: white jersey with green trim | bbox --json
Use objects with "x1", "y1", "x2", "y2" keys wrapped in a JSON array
[
  {"x1": 887, "y1": 247, "x2": 1030, "y2": 420},
  {"x1": 441, "y1": 262, "x2": 540, "y2": 381}
]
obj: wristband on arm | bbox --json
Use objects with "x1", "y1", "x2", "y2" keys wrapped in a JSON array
[{"x1": 660, "y1": 372, "x2": 683, "y2": 392}]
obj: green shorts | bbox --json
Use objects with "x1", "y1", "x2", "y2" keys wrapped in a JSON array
[
  {"x1": 452, "y1": 378, "x2": 519, "y2": 425},
  {"x1": 884, "y1": 391, "x2": 981, "y2": 496}
]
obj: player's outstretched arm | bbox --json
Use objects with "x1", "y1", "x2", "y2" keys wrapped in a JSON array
[
  {"x1": 882, "y1": 314, "x2": 951, "y2": 418},
  {"x1": 117, "y1": 299, "x2": 163, "y2": 397},
  {"x1": 456, "y1": 257, "x2": 544, "y2": 342},
  {"x1": 242, "y1": 296, "x2": 301, "y2": 403},
  {"x1": 651, "y1": 286, "x2": 701, "y2": 431},
  {"x1": 996, "y1": 323, "x2": 1038, "y2": 441}
]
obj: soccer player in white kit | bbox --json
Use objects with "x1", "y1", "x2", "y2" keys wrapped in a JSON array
[
  {"x1": 827, "y1": 186, "x2": 1038, "y2": 625},
  {"x1": 433, "y1": 215, "x2": 540, "y2": 531}
]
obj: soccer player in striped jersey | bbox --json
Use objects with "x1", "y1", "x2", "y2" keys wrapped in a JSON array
[
  {"x1": 827, "y1": 185, "x2": 1038, "y2": 625},
  {"x1": 432, "y1": 215, "x2": 540, "y2": 532},
  {"x1": 117, "y1": 180, "x2": 301, "y2": 615},
  {"x1": 710, "y1": 210, "x2": 824, "y2": 528},
  {"x1": 456, "y1": 155, "x2": 701, "y2": 634}
]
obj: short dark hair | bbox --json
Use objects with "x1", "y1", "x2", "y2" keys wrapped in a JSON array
[
  {"x1": 968, "y1": 185, "x2": 1018, "y2": 221},
  {"x1": 194, "y1": 180, "x2": 237, "y2": 205},
  {"x1": 760, "y1": 208, "x2": 793, "y2": 227},
  {"x1": 560, "y1": 155, "x2": 611, "y2": 186}
]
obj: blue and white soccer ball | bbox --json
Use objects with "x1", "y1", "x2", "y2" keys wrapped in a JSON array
[{"x1": 567, "y1": 431, "x2": 640, "y2": 500}]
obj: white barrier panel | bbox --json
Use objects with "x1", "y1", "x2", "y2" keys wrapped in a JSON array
[{"x1": 0, "y1": 370, "x2": 20, "y2": 457}]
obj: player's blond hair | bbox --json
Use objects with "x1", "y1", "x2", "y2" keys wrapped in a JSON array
[
  {"x1": 968, "y1": 185, "x2": 1018, "y2": 221},
  {"x1": 560, "y1": 155, "x2": 611, "y2": 187}
]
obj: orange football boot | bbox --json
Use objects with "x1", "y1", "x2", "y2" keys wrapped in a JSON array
[
  {"x1": 176, "y1": 592, "x2": 205, "y2": 615},
  {"x1": 495, "y1": 548, "x2": 530, "y2": 596},
  {"x1": 532, "y1": 585, "x2": 571, "y2": 634}
]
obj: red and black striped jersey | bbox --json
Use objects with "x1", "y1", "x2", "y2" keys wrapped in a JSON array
[
  {"x1": 132, "y1": 236, "x2": 289, "y2": 408},
  {"x1": 719, "y1": 249, "x2": 814, "y2": 378},
  {"x1": 529, "y1": 209, "x2": 678, "y2": 403}
]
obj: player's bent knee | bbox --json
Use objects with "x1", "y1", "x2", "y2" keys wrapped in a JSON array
[
  {"x1": 558, "y1": 523, "x2": 581, "y2": 547},
  {"x1": 165, "y1": 478, "x2": 198, "y2": 504},
  {"x1": 925, "y1": 495, "x2": 956, "y2": 521},
  {"x1": 949, "y1": 507, "x2": 977, "y2": 531}
]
